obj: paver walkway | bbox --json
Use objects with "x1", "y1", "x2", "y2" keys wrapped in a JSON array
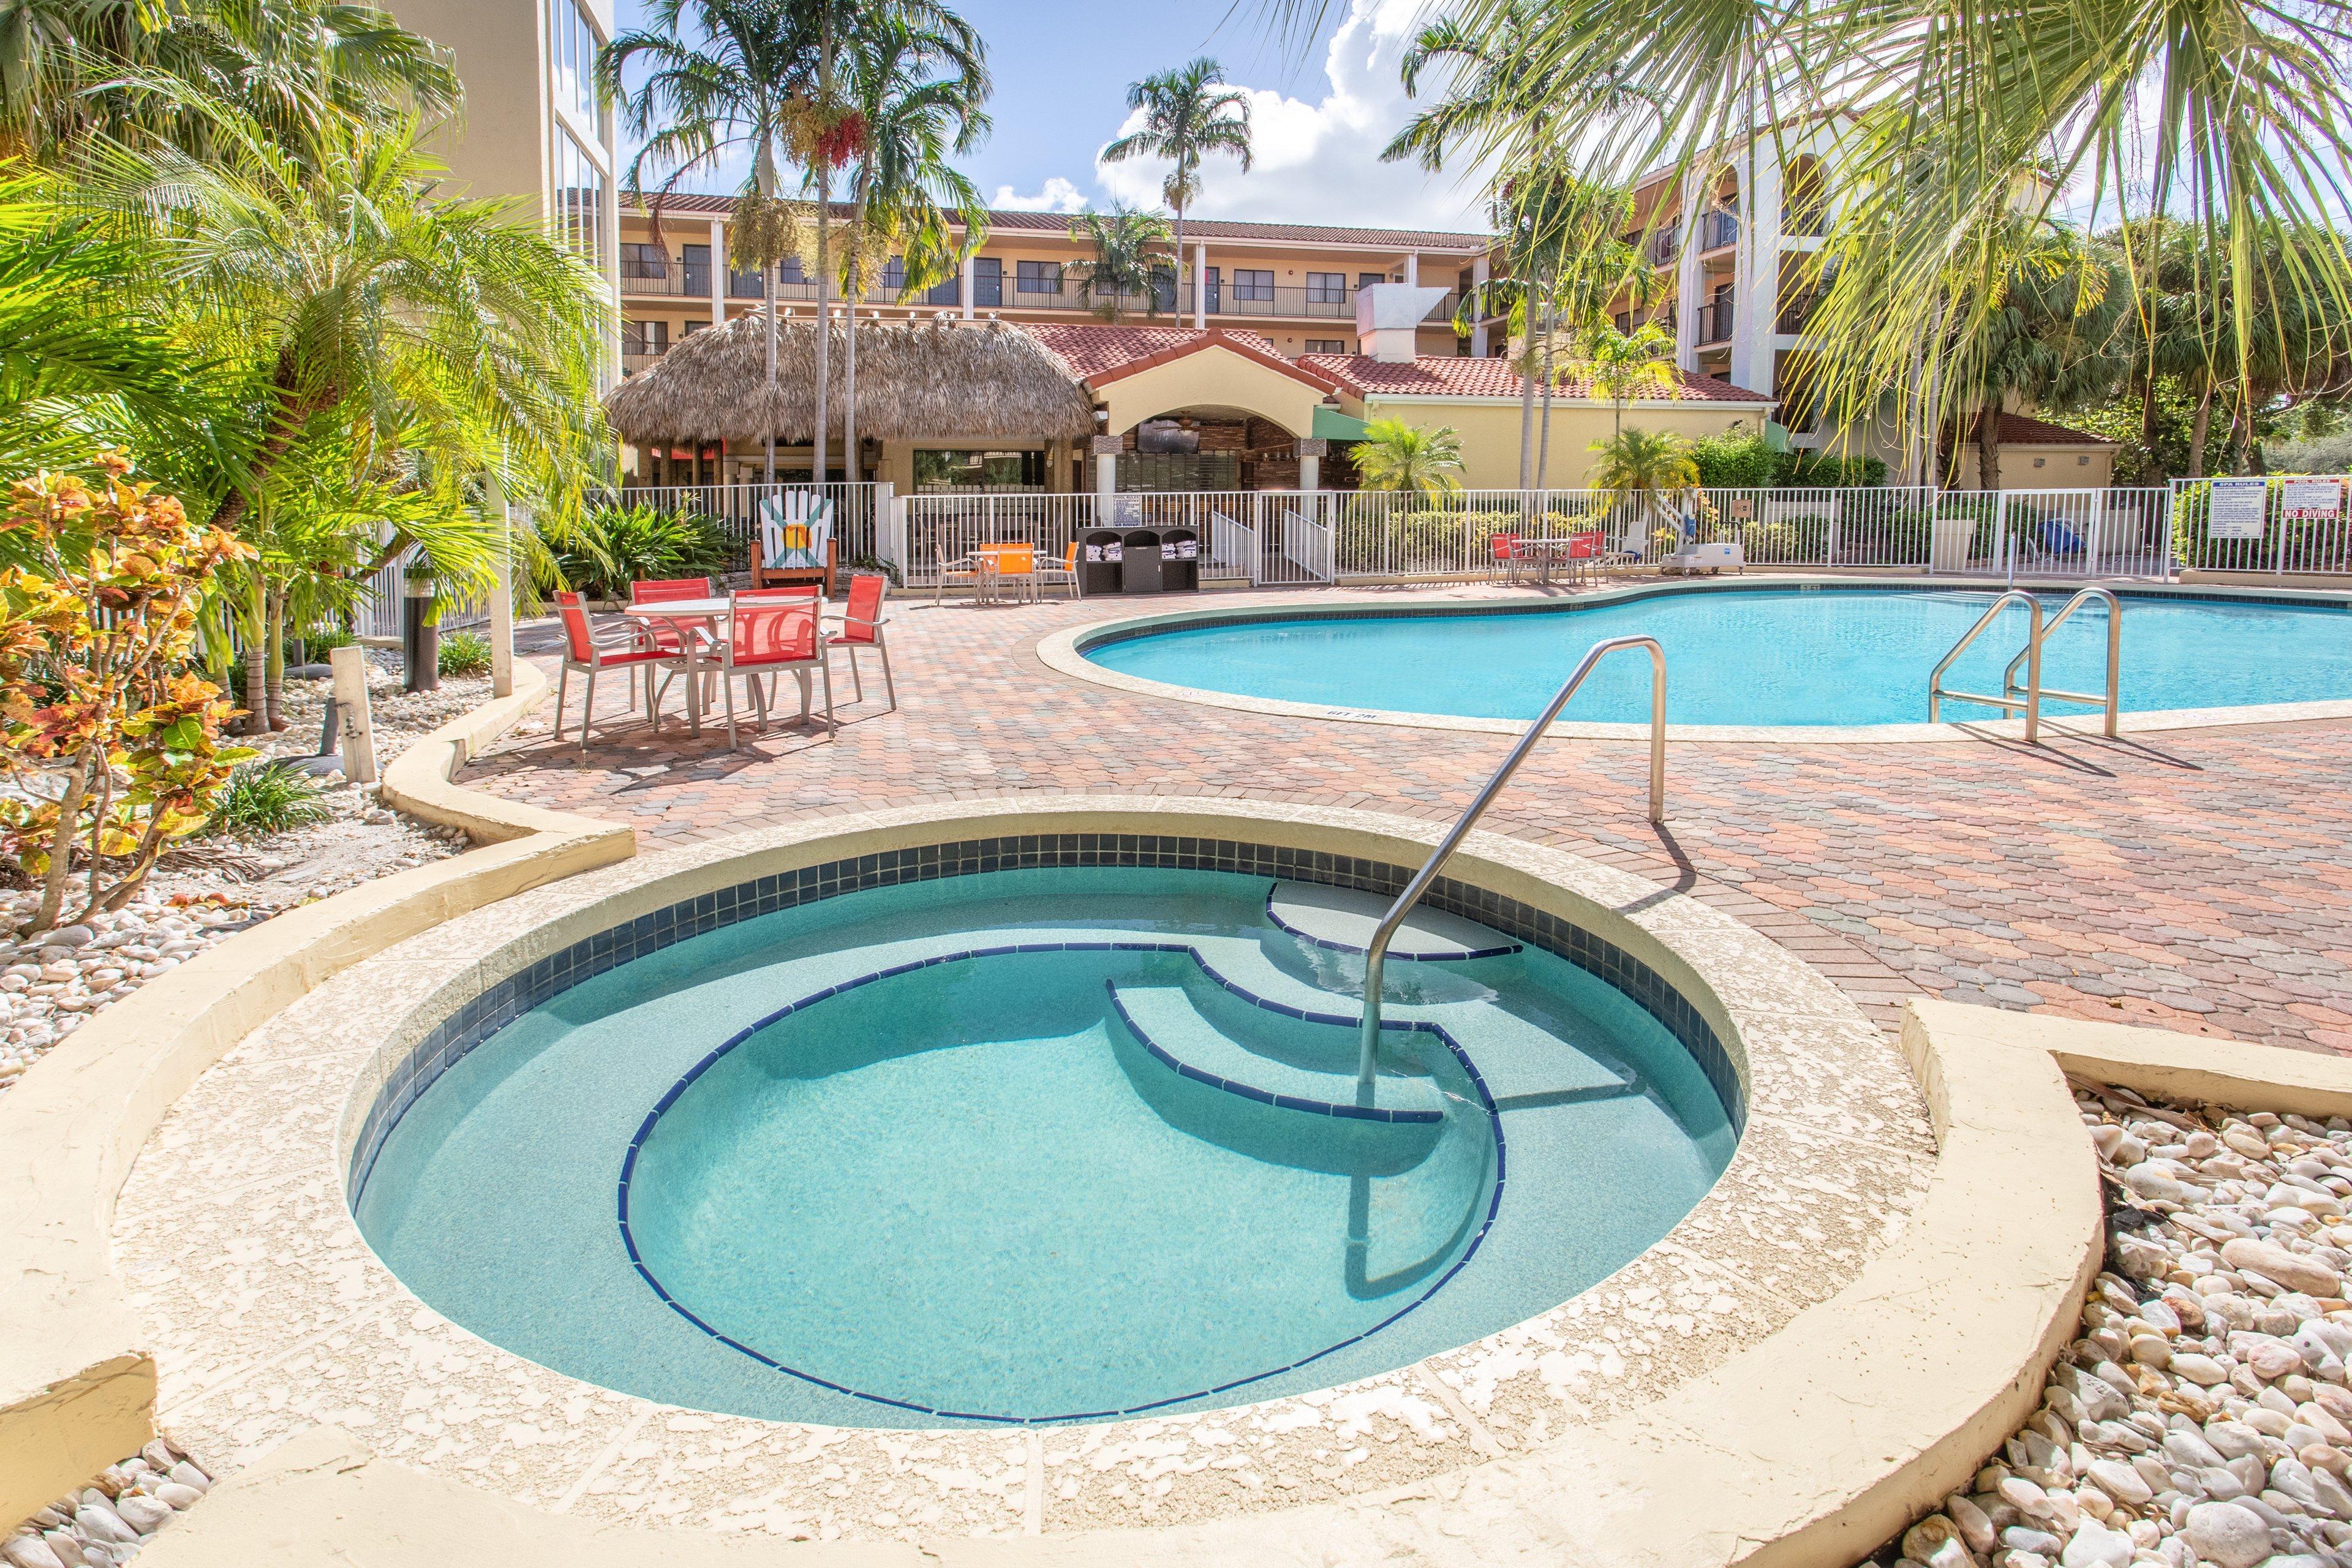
[{"x1": 466, "y1": 585, "x2": 2352, "y2": 1054}]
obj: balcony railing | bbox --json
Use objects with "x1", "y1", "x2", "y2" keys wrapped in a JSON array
[
  {"x1": 1776, "y1": 292, "x2": 1821, "y2": 335},
  {"x1": 1697, "y1": 208, "x2": 1740, "y2": 252},
  {"x1": 622, "y1": 350, "x2": 664, "y2": 376},
  {"x1": 1648, "y1": 230, "x2": 1679, "y2": 267},
  {"x1": 1785, "y1": 203, "x2": 1830, "y2": 238},
  {"x1": 1696, "y1": 300, "x2": 1735, "y2": 345},
  {"x1": 621, "y1": 258, "x2": 1458, "y2": 326}
]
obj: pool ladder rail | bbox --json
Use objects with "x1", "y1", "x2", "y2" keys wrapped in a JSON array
[
  {"x1": 1927, "y1": 587, "x2": 2123, "y2": 744},
  {"x1": 1355, "y1": 635, "x2": 1667, "y2": 1095}
]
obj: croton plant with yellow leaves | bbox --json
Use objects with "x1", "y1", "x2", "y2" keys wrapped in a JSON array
[{"x1": 0, "y1": 453, "x2": 257, "y2": 938}]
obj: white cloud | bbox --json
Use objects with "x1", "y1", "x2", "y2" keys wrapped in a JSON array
[
  {"x1": 1089, "y1": 0, "x2": 1494, "y2": 233},
  {"x1": 990, "y1": 177, "x2": 1091, "y2": 213}
]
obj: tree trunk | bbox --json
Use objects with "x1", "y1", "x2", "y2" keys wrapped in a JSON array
[
  {"x1": 765, "y1": 292, "x2": 777, "y2": 485},
  {"x1": 263, "y1": 586, "x2": 286, "y2": 731},
  {"x1": 1536, "y1": 327, "x2": 1555, "y2": 488},
  {"x1": 23, "y1": 755, "x2": 88, "y2": 937},
  {"x1": 2188, "y1": 380, "x2": 2214, "y2": 478},
  {"x1": 2228, "y1": 399, "x2": 2252, "y2": 475},
  {"x1": 1977, "y1": 399, "x2": 2000, "y2": 492},
  {"x1": 844, "y1": 190, "x2": 864, "y2": 485},
  {"x1": 812, "y1": 28, "x2": 834, "y2": 492},
  {"x1": 1517, "y1": 361, "x2": 1536, "y2": 491},
  {"x1": 242, "y1": 572, "x2": 270, "y2": 737}
]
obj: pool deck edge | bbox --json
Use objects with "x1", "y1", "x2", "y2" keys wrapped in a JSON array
[{"x1": 1033, "y1": 576, "x2": 2352, "y2": 743}]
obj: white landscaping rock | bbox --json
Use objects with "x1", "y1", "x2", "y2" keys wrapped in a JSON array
[{"x1": 2185, "y1": 1501, "x2": 2275, "y2": 1568}]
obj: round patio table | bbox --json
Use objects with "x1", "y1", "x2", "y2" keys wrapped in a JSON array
[{"x1": 624, "y1": 596, "x2": 829, "y2": 739}]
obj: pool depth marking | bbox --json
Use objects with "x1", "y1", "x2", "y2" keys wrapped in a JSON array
[{"x1": 614, "y1": 935, "x2": 1509, "y2": 1425}]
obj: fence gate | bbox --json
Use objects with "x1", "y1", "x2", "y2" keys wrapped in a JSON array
[{"x1": 1267, "y1": 496, "x2": 1333, "y2": 584}]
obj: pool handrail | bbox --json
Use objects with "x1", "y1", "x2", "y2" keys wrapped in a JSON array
[
  {"x1": 1354, "y1": 635, "x2": 1666, "y2": 1096},
  {"x1": 1928, "y1": 589, "x2": 2045, "y2": 741},
  {"x1": 2001, "y1": 587, "x2": 2122, "y2": 739}
]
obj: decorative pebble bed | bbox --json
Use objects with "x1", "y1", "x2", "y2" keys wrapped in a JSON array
[
  {"x1": 2, "y1": 1440, "x2": 213, "y2": 1567},
  {"x1": 0, "y1": 665, "x2": 482, "y2": 1099},
  {"x1": 1874, "y1": 1084, "x2": 2352, "y2": 1568}
]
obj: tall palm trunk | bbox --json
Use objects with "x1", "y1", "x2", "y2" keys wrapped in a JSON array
[
  {"x1": 1516, "y1": 361, "x2": 1536, "y2": 490},
  {"x1": 811, "y1": 26, "x2": 834, "y2": 492},
  {"x1": 843, "y1": 184, "x2": 866, "y2": 483},
  {"x1": 263, "y1": 586, "x2": 285, "y2": 730},
  {"x1": 1536, "y1": 322, "x2": 1555, "y2": 488},
  {"x1": 1977, "y1": 397, "x2": 2000, "y2": 491},
  {"x1": 242, "y1": 571, "x2": 268, "y2": 737},
  {"x1": 758, "y1": 154, "x2": 778, "y2": 485},
  {"x1": 2188, "y1": 379, "x2": 2214, "y2": 477}
]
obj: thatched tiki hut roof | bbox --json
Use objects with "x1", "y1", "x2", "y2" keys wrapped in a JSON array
[{"x1": 604, "y1": 314, "x2": 1097, "y2": 445}]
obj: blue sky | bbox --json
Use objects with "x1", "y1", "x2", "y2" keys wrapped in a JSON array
[{"x1": 606, "y1": 0, "x2": 1498, "y2": 232}]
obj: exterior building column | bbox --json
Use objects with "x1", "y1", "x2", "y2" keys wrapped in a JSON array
[
  {"x1": 1403, "y1": 254, "x2": 1419, "y2": 288},
  {"x1": 1297, "y1": 436, "x2": 1328, "y2": 492},
  {"x1": 1193, "y1": 243, "x2": 1208, "y2": 329},
  {"x1": 1470, "y1": 255, "x2": 1491, "y2": 355},
  {"x1": 1730, "y1": 140, "x2": 1782, "y2": 396},
  {"x1": 1675, "y1": 174, "x2": 1703, "y2": 371},
  {"x1": 962, "y1": 252, "x2": 975, "y2": 319},
  {"x1": 708, "y1": 218, "x2": 726, "y2": 327},
  {"x1": 1090, "y1": 434, "x2": 1121, "y2": 500}
]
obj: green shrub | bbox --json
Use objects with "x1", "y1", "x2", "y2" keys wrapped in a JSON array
[
  {"x1": 1688, "y1": 432, "x2": 1777, "y2": 489},
  {"x1": 1773, "y1": 450, "x2": 1887, "y2": 488},
  {"x1": 207, "y1": 760, "x2": 334, "y2": 837},
  {"x1": 1332, "y1": 505, "x2": 1609, "y2": 575},
  {"x1": 294, "y1": 626, "x2": 355, "y2": 662},
  {"x1": 438, "y1": 630, "x2": 492, "y2": 677},
  {"x1": 540, "y1": 503, "x2": 737, "y2": 599}
]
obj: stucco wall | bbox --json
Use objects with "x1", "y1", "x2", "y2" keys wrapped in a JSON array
[
  {"x1": 1947, "y1": 444, "x2": 2118, "y2": 489},
  {"x1": 1096, "y1": 348, "x2": 1332, "y2": 439},
  {"x1": 1355, "y1": 399, "x2": 1773, "y2": 490}
]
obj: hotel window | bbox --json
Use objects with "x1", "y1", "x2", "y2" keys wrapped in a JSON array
[
  {"x1": 1232, "y1": 268, "x2": 1273, "y2": 301},
  {"x1": 621, "y1": 320, "x2": 668, "y2": 356},
  {"x1": 1305, "y1": 272, "x2": 1348, "y2": 304},
  {"x1": 1358, "y1": 271, "x2": 1385, "y2": 290},
  {"x1": 552, "y1": 129, "x2": 605, "y2": 273},
  {"x1": 619, "y1": 241, "x2": 666, "y2": 281},
  {"x1": 1304, "y1": 338, "x2": 1348, "y2": 354},
  {"x1": 1016, "y1": 260, "x2": 1063, "y2": 294},
  {"x1": 546, "y1": 0, "x2": 598, "y2": 125},
  {"x1": 778, "y1": 255, "x2": 805, "y2": 285},
  {"x1": 881, "y1": 255, "x2": 905, "y2": 294},
  {"x1": 972, "y1": 257, "x2": 1001, "y2": 307}
]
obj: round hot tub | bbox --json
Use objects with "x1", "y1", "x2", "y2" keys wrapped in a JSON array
[{"x1": 350, "y1": 845, "x2": 1740, "y2": 1427}]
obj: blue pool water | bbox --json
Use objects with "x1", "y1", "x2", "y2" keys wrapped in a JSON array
[
  {"x1": 1082, "y1": 588, "x2": 2352, "y2": 726},
  {"x1": 355, "y1": 868, "x2": 1735, "y2": 1426}
]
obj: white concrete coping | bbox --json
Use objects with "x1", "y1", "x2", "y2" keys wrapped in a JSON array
[
  {"x1": 0, "y1": 660, "x2": 635, "y2": 1526},
  {"x1": 1035, "y1": 576, "x2": 2352, "y2": 743},
  {"x1": 130, "y1": 987, "x2": 2352, "y2": 1563}
]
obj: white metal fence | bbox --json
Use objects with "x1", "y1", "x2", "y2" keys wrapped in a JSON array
[{"x1": 580, "y1": 475, "x2": 2352, "y2": 592}]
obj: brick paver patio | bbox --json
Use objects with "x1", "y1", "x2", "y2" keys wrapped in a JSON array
[{"x1": 466, "y1": 586, "x2": 2352, "y2": 1054}]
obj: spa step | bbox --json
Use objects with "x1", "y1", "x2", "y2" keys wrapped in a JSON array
[
  {"x1": 1265, "y1": 881, "x2": 1522, "y2": 961},
  {"x1": 1107, "y1": 982, "x2": 1446, "y2": 1123}
]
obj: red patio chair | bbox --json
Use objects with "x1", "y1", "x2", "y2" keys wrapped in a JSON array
[
  {"x1": 1490, "y1": 534, "x2": 1525, "y2": 584},
  {"x1": 552, "y1": 592, "x2": 669, "y2": 753},
  {"x1": 629, "y1": 576, "x2": 717, "y2": 655},
  {"x1": 826, "y1": 573, "x2": 897, "y2": 710},
  {"x1": 712, "y1": 591, "x2": 835, "y2": 748}
]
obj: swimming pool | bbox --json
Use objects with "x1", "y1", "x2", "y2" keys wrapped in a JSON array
[
  {"x1": 1077, "y1": 586, "x2": 2352, "y2": 728},
  {"x1": 352, "y1": 862, "x2": 1736, "y2": 1427}
]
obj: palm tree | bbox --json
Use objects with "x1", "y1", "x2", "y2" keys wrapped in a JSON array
[
  {"x1": 1065, "y1": 206, "x2": 1173, "y2": 322},
  {"x1": 1578, "y1": 320, "x2": 1678, "y2": 440},
  {"x1": 603, "y1": 0, "x2": 810, "y2": 485},
  {"x1": 1432, "y1": 0, "x2": 2352, "y2": 464},
  {"x1": 1099, "y1": 56, "x2": 1251, "y2": 269},
  {"x1": 0, "y1": 0, "x2": 457, "y2": 166},
  {"x1": 81, "y1": 112, "x2": 609, "y2": 729},
  {"x1": 1352, "y1": 418, "x2": 1465, "y2": 496},
  {"x1": 837, "y1": 8, "x2": 987, "y2": 477},
  {"x1": 1588, "y1": 426, "x2": 1698, "y2": 546}
]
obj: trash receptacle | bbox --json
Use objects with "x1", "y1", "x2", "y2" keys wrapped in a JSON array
[
  {"x1": 1079, "y1": 529, "x2": 1124, "y2": 596},
  {"x1": 1120, "y1": 529, "x2": 1164, "y2": 594},
  {"x1": 1160, "y1": 527, "x2": 1201, "y2": 591}
]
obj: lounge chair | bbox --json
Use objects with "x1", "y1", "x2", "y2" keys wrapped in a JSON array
[
  {"x1": 552, "y1": 592, "x2": 669, "y2": 752},
  {"x1": 753, "y1": 492, "x2": 839, "y2": 595},
  {"x1": 1033, "y1": 541, "x2": 1080, "y2": 599},
  {"x1": 710, "y1": 589, "x2": 835, "y2": 748},
  {"x1": 826, "y1": 573, "x2": 897, "y2": 710}
]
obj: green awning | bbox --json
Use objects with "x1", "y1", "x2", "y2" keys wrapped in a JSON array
[{"x1": 1312, "y1": 405, "x2": 1371, "y2": 442}]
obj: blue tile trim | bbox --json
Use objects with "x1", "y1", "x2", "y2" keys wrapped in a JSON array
[
  {"x1": 1259, "y1": 883, "x2": 1522, "y2": 962},
  {"x1": 350, "y1": 836, "x2": 1738, "y2": 1224},
  {"x1": 611, "y1": 938, "x2": 1508, "y2": 1425}
]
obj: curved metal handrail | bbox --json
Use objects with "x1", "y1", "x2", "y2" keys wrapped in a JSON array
[
  {"x1": 1354, "y1": 635, "x2": 1666, "y2": 1095},
  {"x1": 2003, "y1": 586, "x2": 2122, "y2": 739},
  {"x1": 1928, "y1": 589, "x2": 2045, "y2": 742}
]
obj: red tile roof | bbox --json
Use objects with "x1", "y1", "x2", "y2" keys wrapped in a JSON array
[
  {"x1": 1299, "y1": 355, "x2": 1775, "y2": 404},
  {"x1": 624, "y1": 193, "x2": 1492, "y2": 249},
  {"x1": 1961, "y1": 411, "x2": 2117, "y2": 447},
  {"x1": 1023, "y1": 324, "x2": 1340, "y2": 395}
]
